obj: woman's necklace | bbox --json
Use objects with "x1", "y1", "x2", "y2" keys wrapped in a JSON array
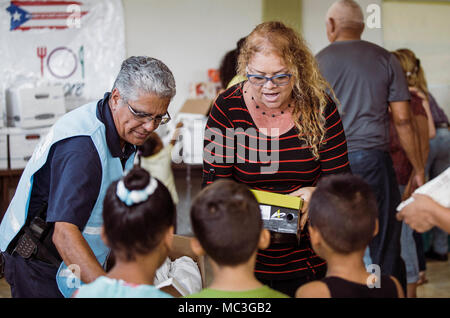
[
  {"x1": 244, "y1": 87, "x2": 292, "y2": 117},
  {"x1": 251, "y1": 96, "x2": 291, "y2": 117}
]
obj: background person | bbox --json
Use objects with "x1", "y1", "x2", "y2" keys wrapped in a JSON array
[
  {"x1": 396, "y1": 48, "x2": 450, "y2": 263},
  {"x1": 0, "y1": 56, "x2": 176, "y2": 298},
  {"x1": 202, "y1": 21, "x2": 351, "y2": 297},
  {"x1": 388, "y1": 48, "x2": 435, "y2": 297},
  {"x1": 138, "y1": 122, "x2": 183, "y2": 205},
  {"x1": 219, "y1": 37, "x2": 247, "y2": 90},
  {"x1": 316, "y1": 0, "x2": 425, "y2": 290}
]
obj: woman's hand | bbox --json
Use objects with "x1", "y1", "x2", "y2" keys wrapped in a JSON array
[
  {"x1": 289, "y1": 187, "x2": 316, "y2": 231},
  {"x1": 408, "y1": 86, "x2": 426, "y2": 100},
  {"x1": 289, "y1": 186, "x2": 316, "y2": 202}
]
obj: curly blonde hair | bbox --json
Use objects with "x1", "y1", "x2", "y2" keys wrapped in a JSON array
[
  {"x1": 392, "y1": 49, "x2": 429, "y2": 99},
  {"x1": 237, "y1": 21, "x2": 336, "y2": 159}
]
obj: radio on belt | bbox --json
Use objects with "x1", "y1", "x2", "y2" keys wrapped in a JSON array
[{"x1": 251, "y1": 189, "x2": 304, "y2": 235}]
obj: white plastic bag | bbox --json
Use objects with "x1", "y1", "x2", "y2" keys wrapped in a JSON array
[
  {"x1": 154, "y1": 257, "x2": 172, "y2": 286},
  {"x1": 155, "y1": 256, "x2": 202, "y2": 296},
  {"x1": 170, "y1": 256, "x2": 202, "y2": 295}
]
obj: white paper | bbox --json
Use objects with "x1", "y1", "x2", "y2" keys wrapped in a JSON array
[{"x1": 397, "y1": 167, "x2": 450, "y2": 211}]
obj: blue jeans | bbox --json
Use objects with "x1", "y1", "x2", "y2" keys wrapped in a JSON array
[
  {"x1": 398, "y1": 185, "x2": 419, "y2": 284},
  {"x1": 348, "y1": 149, "x2": 406, "y2": 290},
  {"x1": 425, "y1": 127, "x2": 450, "y2": 255},
  {"x1": 401, "y1": 222, "x2": 419, "y2": 284}
]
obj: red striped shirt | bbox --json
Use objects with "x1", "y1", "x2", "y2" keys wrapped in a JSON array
[{"x1": 202, "y1": 83, "x2": 351, "y2": 280}]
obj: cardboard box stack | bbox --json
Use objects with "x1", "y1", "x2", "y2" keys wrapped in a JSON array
[{"x1": 8, "y1": 127, "x2": 50, "y2": 170}]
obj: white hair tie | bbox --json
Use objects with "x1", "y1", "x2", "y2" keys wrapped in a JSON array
[{"x1": 116, "y1": 177, "x2": 158, "y2": 206}]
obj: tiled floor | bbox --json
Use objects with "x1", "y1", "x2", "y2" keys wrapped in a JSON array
[{"x1": 417, "y1": 257, "x2": 450, "y2": 298}]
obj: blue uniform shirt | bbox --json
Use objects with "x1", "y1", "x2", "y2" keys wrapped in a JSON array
[{"x1": 28, "y1": 92, "x2": 135, "y2": 232}]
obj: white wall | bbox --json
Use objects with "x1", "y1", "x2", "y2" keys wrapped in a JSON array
[
  {"x1": 301, "y1": 0, "x2": 383, "y2": 54},
  {"x1": 382, "y1": 1, "x2": 450, "y2": 117},
  {"x1": 122, "y1": 0, "x2": 262, "y2": 116}
]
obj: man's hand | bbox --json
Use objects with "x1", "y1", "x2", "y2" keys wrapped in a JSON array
[
  {"x1": 53, "y1": 222, "x2": 106, "y2": 284},
  {"x1": 397, "y1": 194, "x2": 436, "y2": 232}
]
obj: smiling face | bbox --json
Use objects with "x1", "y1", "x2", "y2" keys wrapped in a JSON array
[
  {"x1": 109, "y1": 88, "x2": 170, "y2": 147},
  {"x1": 247, "y1": 51, "x2": 294, "y2": 110}
]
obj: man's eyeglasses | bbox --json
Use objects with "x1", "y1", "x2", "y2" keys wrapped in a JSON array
[
  {"x1": 126, "y1": 101, "x2": 171, "y2": 125},
  {"x1": 246, "y1": 73, "x2": 292, "y2": 86}
]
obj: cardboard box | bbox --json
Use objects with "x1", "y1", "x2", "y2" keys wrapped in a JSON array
[
  {"x1": 6, "y1": 85, "x2": 65, "y2": 129},
  {"x1": 8, "y1": 127, "x2": 50, "y2": 169},
  {"x1": 0, "y1": 129, "x2": 7, "y2": 169},
  {"x1": 189, "y1": 82, "x2": 220, "y2": 99},
  {"x1": 178, "y1": 98, "x2": 212, "y2": 116},
  {"x1": 159, "y1": 234, "x2": 206, "y2": 297},
  {"x1": 176, "y1": 99, "x2": 212, "y2": 165}
]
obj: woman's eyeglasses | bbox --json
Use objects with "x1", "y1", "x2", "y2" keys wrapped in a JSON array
[
  {"x1": 127, "y1": 102, "x2": 171, "y2": 125},
  {"x1": 246, "y1": 73, "x2": 292, "y2": 86}
]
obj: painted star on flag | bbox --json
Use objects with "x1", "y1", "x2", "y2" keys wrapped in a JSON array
[
  {"x1": 12, "y1": 10, "x2": 21, "y2": 21},
  {"x1": 6, "y1": 4, "x2": 32, "y2": 30}
]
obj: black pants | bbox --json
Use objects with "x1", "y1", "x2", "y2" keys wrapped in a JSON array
[
  {"x1": 348, "y1": 150, "x2": 406, "y2": 292},
  {"x1": 3, "y1": 252, "x2": 63, "y2": 298}
]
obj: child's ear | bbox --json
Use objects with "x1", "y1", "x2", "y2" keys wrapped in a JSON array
[
  {"x1": 190, "y1": 237, "x2": 206, "y2": 257},
  {"x1": 258, "y1": 229, "x2": 271, "y2": 250},
  {"x1": 308, "y1": 225, "x2": 321, "y2": 248},
  {"x1": 163, "y1": 226, "x2": 174, "y2": 250},
  {"x1": 100, "y1": 226, "x2": 109, "y2": 247},
  {"x1": 373, "y1": 219, "x2": 379, "y2": 237}
]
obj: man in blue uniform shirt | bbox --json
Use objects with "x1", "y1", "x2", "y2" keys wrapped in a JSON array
[{"x1": 0, "y1": 56, "x2": 176, "y2": 297}]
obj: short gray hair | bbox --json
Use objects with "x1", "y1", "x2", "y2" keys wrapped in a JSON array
[{"x1": 112, "y1": 56, "x2": 176, "y2": 102}]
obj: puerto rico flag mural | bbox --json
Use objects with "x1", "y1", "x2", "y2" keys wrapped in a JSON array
[
  {"x1": 6, "y1": 1, "x2": 89, "y2": 31},
  {"x1": 0, "y1": 0, "x2": 125, "y2": 110}
]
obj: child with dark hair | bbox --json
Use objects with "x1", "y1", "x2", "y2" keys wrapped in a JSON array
[
  {"x1": 296, "y1": 174, "x2": 404, "y2": 298},
  {"x1": 138, "y1": 124, "x2": 182, "y2": 205},
  {"x1": 73, "y1": 166, "x2": 176, "y2": 298},
  {"x1": 187, "y1": 179, "x2": 289, "y2": 298},
  {"x1": 219, "y1": 37, "x2": 247, "y2": 89}
]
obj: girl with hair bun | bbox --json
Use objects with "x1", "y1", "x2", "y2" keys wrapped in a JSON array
[{"x1": 73, "y1": 166, "x2": 176, "y2": 298}]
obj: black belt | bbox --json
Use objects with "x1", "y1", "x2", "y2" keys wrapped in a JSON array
[{"x1": 436, "y1": 122, "x2": 449, "y2": 129}]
